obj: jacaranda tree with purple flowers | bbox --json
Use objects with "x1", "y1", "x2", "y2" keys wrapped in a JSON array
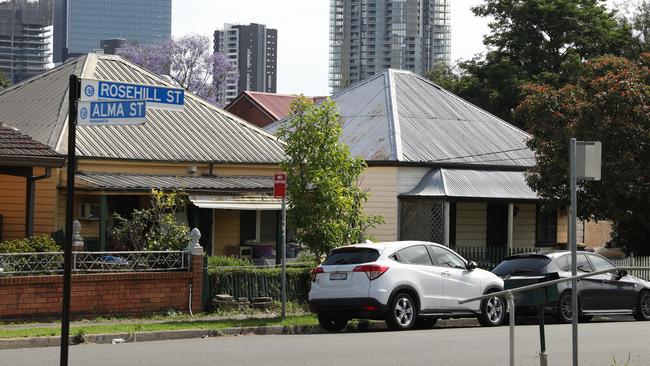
[{"x1": 118, "y1": 34, "x2": 237, "y2": 105}]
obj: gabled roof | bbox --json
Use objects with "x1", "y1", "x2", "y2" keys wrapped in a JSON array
[
  {"x1": 266, "y1": 69, "x2": 534, "y2": 168},
  {"x1": 0, "y1": 125, "x2": 65, "y2": 167},
  {"x1": 226, "y1": 91, "x2": 326, "y2": 122},
  {"x1": 0, "y1": 53, "x2": 285, "y2": 164}
]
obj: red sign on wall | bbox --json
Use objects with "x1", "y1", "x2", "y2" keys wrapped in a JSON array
[{"x1": 274, "y1": 172, "x2": 286, "y2": 198}]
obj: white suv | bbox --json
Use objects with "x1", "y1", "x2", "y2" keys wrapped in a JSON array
[{"x1": 309, "y1": 241, "x2": 505, "y2": 331}]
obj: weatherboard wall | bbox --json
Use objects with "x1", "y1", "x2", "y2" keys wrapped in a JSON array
[
  {"x1": 359, "y1": 167, "x2": 399, "y2": 242},
  {"x1": 0, "y1": 168, "x2": 58, "y2": 241}
]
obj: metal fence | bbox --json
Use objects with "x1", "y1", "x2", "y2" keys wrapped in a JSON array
[
  {"x1": 0, "y1": 251, "x2": 189, "y2": 275},
  {"x1": 454, "y1": 246, "x2": 540, "y2": 271},
  {"x1": 611, "y1": 254, "x2": 650, "y2": 280}
]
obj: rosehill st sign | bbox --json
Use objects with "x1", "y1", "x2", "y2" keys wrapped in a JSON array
[{"x1": 80, "y1": 79, "x2": 185, "y2": 110}]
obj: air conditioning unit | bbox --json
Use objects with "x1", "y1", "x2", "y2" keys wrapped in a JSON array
[{"x1": 79, "y1": 203, "x2": 100, "y2": 220}]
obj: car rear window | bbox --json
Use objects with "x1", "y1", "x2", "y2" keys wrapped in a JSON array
[
  {"x1": 323, "y1": 247, "x2": 380, "y2": 265},
  {"x1": 492, "y1": 256, "x2": 552, "y2": 276}
]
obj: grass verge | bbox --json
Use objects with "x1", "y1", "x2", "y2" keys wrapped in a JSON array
[{"x1": 0, "y1": 315, "x2": 318, "y2": 339}]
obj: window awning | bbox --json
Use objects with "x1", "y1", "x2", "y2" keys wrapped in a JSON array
[
  {"x1": 400, "y1": 168, "x2": 538, "y2": 201},
  {"x1": 189, "y1": 195, "x2": 282, "y2": 210}
]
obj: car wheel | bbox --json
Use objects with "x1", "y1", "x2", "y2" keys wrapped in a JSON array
[
  {"x1": 318, "y1": 313, "x2": 349, "y2": 332},
  {"x1": 386, "y1": 293, "x2": 416, "y2": 330},
  {"x1": 414, "y1": 317, "x2": 438, "y2": 329},
  {"x1": 478, "y1": 293, "x2": 505, "y2": 326},
  {"x1": 633, "y1": 291, "x2": 650, "y2": 321},
  {"x1": 555, "y1": 291, "x2": 583, "y2": 324}
]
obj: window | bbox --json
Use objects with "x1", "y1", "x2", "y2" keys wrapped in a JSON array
[
  {"x1": 430, "y1": 246, "x2": 466, "y2": 269},
  {"x1": 393, "y1": 245, "x2": 432, "y2": 265},
  {"x1": 556, "y1": 254, "x2": 592, "y2": 272},
  {"x1": 536, "y1": 206, "x2": 557, "y2": 246},
  {"x1": 493, "y1": 256, "x2": 552, "y2": 276},
  {"x1": 323, "y1": 248, "x2": 380, "y2": 265},
  {"x1": 587, "y1": 254, "x2": 615, "y2": 272},
  {"x1": 240, "y1": 210, "x2": 279, "y2": 243}
]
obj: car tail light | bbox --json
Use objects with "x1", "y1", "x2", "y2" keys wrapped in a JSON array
[
  {"x1": 310, "y1": 267, "x2": 324, "y2": 282},
  {"x1": 353, "y1": 264, "x2": 389, "y2": 280},
  {"x1": 362, "y1": 305, "x2": 379, "y2": 312}
]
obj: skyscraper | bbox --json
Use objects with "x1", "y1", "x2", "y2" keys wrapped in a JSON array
[
  {"x1": 0, "y1": 0, "x2": 53, "y2": 84},
  {"x1": 329, "y1": 0, "x2": 451, "y2": 92},
  {"x1": 214, "y1": 23, "x2": 277, "y2": 105},
  {"x1": 53, "y1": 0, "x2": 171, "y2": 64}
]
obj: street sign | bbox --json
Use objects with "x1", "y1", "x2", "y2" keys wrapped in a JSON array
[
  {"x1": 274, "y1": 172, "x2": 286, "y2": 198},
  {"x1": 576, "y1": 141, "x2": 601, "y2": 181},
  {"x1": 80, "y1": 79, "x2": 185, "y2": 110},
  {"x1": 77, "y1": 100, "x2": 146, "y2": 126}
]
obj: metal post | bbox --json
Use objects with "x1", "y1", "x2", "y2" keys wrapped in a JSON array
[
  {"x1": 60, "y1": 74, "x2": 79, "y2": 366},
  {"x1": 506, "y1": 291, "x2": 515, "y2": 366},
  {"x1": 538, "y1": 305, "x2": 548, "y2": 366},
  {"x1": 569, "y1": 138, "x2": 578, "y2": 366},
  {"x1": 281, "y1": 197, "x2": 287, "y2": 318},
  {"x1": 25, "y1": 175, "x2": 35, "y2": 237}
]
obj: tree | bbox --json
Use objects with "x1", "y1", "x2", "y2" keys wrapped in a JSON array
[
  {"x1": 0, "y1": 70, "x2": 10, "y2": 89},
  {"x1": 441, "y1": 0, "x2": 633, "y2": 124},
  {"x1": 276, "y1": 96, "x2": 383, "y2": 259},
  {"x1": 118, "y1": 34, "x2": 237, "y2": 105},
  {"x1": 515, "y1": 54, "x2": 650, "y2": 254}
]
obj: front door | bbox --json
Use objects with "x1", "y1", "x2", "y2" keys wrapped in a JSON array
[{"x1": 486, "y1": 203, "x2": 508, "y2": 248}]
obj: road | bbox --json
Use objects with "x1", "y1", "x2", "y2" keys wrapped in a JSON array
[{"x1": 1, "y1": 319, "x2": 649, "y2": 366}]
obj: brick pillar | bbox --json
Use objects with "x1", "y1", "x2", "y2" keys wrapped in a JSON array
[{"x1": 186, "y1": 228, "x2": 204, "y2": 313}]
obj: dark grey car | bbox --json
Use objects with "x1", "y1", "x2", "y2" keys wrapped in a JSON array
[{"x1": 492, "y1": 251, "x2": 650, "y2": 323}]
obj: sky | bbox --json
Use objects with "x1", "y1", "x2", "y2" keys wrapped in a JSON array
[{"x1": 172, "y1": 0, "x2": 491, "y2": 96}]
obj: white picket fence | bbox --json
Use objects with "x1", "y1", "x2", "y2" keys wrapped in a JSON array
[{"x1": 611, "y1": 254, "x2": 650, "y2": 280}]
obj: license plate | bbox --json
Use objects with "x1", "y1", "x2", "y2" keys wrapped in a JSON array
[{"x1": 330, "y1": 272, "x2": 347, "y2": 281}]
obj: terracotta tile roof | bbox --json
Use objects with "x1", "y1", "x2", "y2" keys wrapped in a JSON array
[
  {"x1": 0, "y1": 125, "x2": 64, "y2": 166},
  {"x1": 236, "y1": 91, "x2": 327, "y2": 121}
]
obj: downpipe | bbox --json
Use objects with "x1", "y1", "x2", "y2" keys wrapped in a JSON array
[{"x1": 188, "y1": 283, "x2": 194, "y2": 317}]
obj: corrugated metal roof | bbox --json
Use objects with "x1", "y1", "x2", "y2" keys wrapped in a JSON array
[
  {"x1": 76, "y1": 172, "x2": 273, "y2": 192},
  {"x1": 0, "y1": 53, "x2": 285, "y2": 164},
  {"x1": 402, "y1": 168, "x2": 538, "y2": 200},
  {"x1": 266, "y1": 69, "x2": 535, "y2": 168}
]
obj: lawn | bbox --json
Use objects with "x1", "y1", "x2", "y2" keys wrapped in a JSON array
[{"x1": 0, "y1": 315, "x2": 318, "y2": 339}]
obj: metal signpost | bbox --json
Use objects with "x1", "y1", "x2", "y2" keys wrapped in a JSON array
[
  {"x1": 60, "y1": 76, "x2": 184, "y2": 366},
  {"x1": 568, "y1": 139, "x2": 601, "y2": 366},
  {"x1": 274, "y1": 172, "x2": 287, "y2": 318}
]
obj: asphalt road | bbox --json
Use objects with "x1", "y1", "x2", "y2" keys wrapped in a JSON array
[{"x1": 1, "y1": 318, "x2": 649, "y2": 366}]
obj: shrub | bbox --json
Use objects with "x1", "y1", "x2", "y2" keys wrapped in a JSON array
[
  {"x1": 208, "y1": 255, "x2": 253, "y2": 267},
  {"x1": 111, "y1": 189, "x2": 190, "y2": 251},
  {"x1": 0, "y1": 235, "x2": 60, "y2": 253}
]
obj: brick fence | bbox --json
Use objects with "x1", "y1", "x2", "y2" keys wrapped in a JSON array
[{"x1": 0, "y1": 253, "x2": 204, "y2": 319}]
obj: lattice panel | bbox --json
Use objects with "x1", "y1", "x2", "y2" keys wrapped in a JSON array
[{"x1": 399, "y1": 199, "x2": 444, "y2": 243}]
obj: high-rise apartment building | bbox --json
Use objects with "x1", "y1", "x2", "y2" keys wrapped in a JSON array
[
  {"x1": 214, "y1": 23, "x2": 277, "y2": 105},
  {"x1": 53, "y1": 0, "x2": 171, "y2": 63},
  {"x1": 329, "y1": 0, "x2": 450, "y2": 92},
  {"x1": 0, "y1": 0, "x2": 52, "y2": 84}
]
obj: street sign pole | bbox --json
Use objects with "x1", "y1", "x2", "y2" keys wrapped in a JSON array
[
  {"x1": 281, "y1": 196, "x2": 287, "y2": 319},
  {"x1": 274, "y1": 172, "x2": 287, "y2": 319},
  {"x1": 60, "y1": 74, "x2": 79, "y2": 366},
  {"x1": 569, "y1": 138, "x2": 578, "y2": 366}
]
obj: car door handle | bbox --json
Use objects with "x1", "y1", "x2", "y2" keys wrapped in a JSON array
[
  {"x1": 603, "y1": 279, "x2": 609, "y2": 284},
  {"x1": 442, "y1": 271, "x2": 451, "y2": 277}
]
